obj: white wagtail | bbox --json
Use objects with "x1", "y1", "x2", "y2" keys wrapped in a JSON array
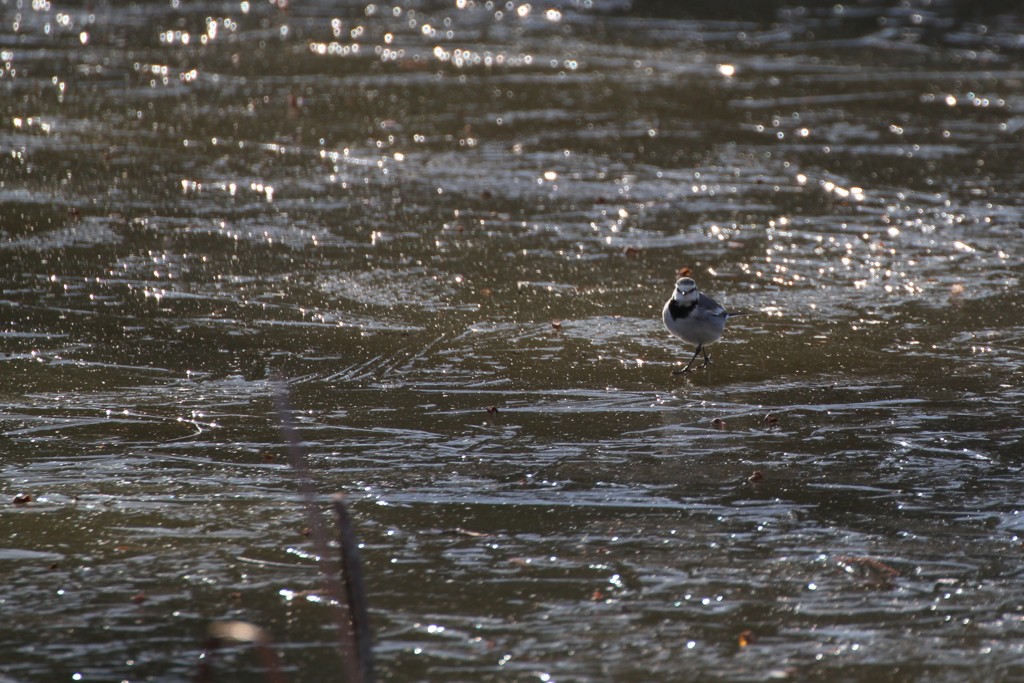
[{"x1": 662, "y1": 277, "x2": 743, "y2": 374}]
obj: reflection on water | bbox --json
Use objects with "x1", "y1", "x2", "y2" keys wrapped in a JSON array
[{"x1": 2, "y1": 1, "x2": 1024, "y2": 680}]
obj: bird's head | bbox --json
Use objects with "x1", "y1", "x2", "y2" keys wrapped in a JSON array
[{"x1": 672, "y1": 277, "x2": 699, "y2": 305}]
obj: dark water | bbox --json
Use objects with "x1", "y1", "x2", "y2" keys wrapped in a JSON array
[{"x1": 2, "y1": 0, "x2": 1024, "y2": 680}]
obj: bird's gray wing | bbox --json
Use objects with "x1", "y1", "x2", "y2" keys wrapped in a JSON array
[{"x1": 698, "y1": 293, "x2": 728, "y2": 318}]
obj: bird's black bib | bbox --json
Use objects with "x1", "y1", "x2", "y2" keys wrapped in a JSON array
[{"x1": 667, "y1": 299, "x2": 697, "y2": 320}]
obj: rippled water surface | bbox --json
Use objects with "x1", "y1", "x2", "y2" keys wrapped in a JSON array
[{"x1": 3, "y1": 0, "x2": 1024, "y2": 680}]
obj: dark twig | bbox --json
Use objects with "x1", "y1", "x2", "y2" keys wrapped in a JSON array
[
  {"x1": 272, "y1": 379, "x2": 369, "y2": 683},
  {"x1": 334, "y1": 495, "x2": 375, "y2": 681}
]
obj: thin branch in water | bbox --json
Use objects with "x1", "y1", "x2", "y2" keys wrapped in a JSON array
[
  {"x1": 334, "y1": 494, "x2": 375, "y2": 681},
  {"x1": 271, "y1": 378, "x2": 372, "y2": 683}
]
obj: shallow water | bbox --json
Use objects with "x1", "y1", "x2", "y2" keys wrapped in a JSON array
[{"x1": 2, "y1": 0, "x2": 1024, "y2": 680}]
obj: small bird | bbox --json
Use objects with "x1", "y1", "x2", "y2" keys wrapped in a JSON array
[{"x1": 662, "y1": 277, "x2": 742, "y2": 374}]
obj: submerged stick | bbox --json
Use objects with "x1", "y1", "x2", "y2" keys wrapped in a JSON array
[
  {"x1": 333, "y1": 494, "x2": 375, "y2": 680},
  {"x1": 272, "y1": 380, "x2": 373, "y2": 683}
]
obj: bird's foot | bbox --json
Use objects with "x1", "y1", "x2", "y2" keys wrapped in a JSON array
[
  {"x1": 673, "y1": 346, "x2": 704, "y2": 376},
  {"x1": 674, "y1": 361, "x2": 712, "y2": 375}
]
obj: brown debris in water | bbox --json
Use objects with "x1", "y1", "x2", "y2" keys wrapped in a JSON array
[
  {"x1": 836, "y1": 555, "x2": 899, "y2": 589},
  {"x1": 455, "y1": 528, "x2": 490, "y2": 538}
]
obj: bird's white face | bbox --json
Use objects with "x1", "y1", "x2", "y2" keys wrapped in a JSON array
[{"x1": 672, "y1": 277, "x2": 699, "y2": 304}]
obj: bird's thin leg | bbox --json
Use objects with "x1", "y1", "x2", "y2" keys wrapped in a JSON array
[
  {"x1": 701, "y1": 347, "x2": 713, "y2": 368},
  {"x1": 673, "y1": 345, "x2": 703, "y2": 375}
]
